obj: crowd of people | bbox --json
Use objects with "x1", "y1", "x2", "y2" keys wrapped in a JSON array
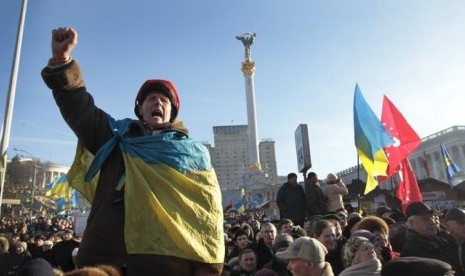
[
  {"x1": 2, "y1": 169, "x2": 462, "y2": 276},
  {"x1": 222, "y1": 171, "x2": 462, "y2": 276},
  {"x1": 1, "y1": 25, "x2": 463, "y2": 275}
]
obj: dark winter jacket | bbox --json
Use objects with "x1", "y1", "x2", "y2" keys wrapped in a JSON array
[
  {"x1": 304, "y1": 182, "x2": 326, "y2": 217},
  {"x1": 252, "y1": 239, "x2": 274, "y2": 270},
  {"x1": 51, "y1": 239, "x2": 80, "y2": 272},
  {"x1": 400, "y1": 229, "x2": 449, "y2": 262},
  {"x1": 276, "y1": 182, "x2": 306, "y2": 225},
  {"x1": 443, "y1": 234, "x2": 465, "y2": 276}
]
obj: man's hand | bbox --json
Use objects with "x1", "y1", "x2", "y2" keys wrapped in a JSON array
[{"x1": 51, "y1": 27, "x2": 77, "y2": 64}]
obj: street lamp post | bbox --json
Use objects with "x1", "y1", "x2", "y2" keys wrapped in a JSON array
[{"x1": 13, "y1": 148, "x2": 38, "y2": 215}]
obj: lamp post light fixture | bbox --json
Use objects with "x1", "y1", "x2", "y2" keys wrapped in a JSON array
[{"x1": 13, "y1": 148, "x2": 39, "y2": 215}]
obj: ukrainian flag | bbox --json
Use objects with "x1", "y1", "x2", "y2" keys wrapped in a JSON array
[
  {"x1": 46, "y1": 174, "x2": 79, "y2": 212},
  {"x1": 440, "y1": 143, "x2": 461, "y2": 185},
  {"x1": 353, "y1": 84, "x2": 394, "y2": 194},
  {"x1": 67, "y1": 116, "x2": 224, "y2": 264},
  {"x1": 45, "y1": 174, "x2": 69, "y2": 200},
  {"x1": 233, "y1": 188, "x2": 246, "y2": 213}
]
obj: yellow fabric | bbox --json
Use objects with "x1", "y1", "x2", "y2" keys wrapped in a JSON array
[
  {"x1": 67, "y1": 142, "x2": 98, "y2": 203},
  {"x1": 123, "y1": 157, "x2": 224, "y2": 263},
  {"x1": 357, "y1": 148, "x2": 389, "y2": 194},
  {"x1": 67, "y1": 142, "x2": 224, "y2": 263}
]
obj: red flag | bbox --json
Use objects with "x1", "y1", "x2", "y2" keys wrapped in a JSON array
[
  {"x1": 381, "y1": 96, "x2": 421, "y2": 177},
  {"x1": 397, "y1": 159, "x2": 423, "y2": 213},
  {"x1": 422, "y1": 151, "x2": 430, "y2": 178}
]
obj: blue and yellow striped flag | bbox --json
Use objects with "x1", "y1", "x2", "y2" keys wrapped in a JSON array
[
  {"x1": 233, "y1": 188, "x2": 246, "y2": 213},
  {"x1": 45, "y1": 174, "x2": 79, "y2": 212},
  {"x1": 45, "y1": 174, "x2": 69, "y2": 200},
  {"x1": 440, "y1": 143, "x2": 461, "y2": 185},
  {"x1": 353, "y1": 84, "x2": 394, "y2": 194}
]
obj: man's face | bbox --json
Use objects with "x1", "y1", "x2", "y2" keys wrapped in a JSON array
[
  {"x1": 289, "y1": 177, "x2": 297, "y2": 184},
  {"x1": 251, "y1": 221, "x2": 260, "y2": 231},
  {"x1": 409, "y1": 213, "x2": 437, "y2": 239},
  {"x1": 236, "y1": 235, "x2": 249, "y2": 249},
  {"x1": 280, "y1": 222, "x2": 293, "y2": 234},
  {"x1": 287, "y1": 258, "x2": 311, "y2": 276},
  {"x1": 138, "y1": 91, "x2": 172, "y2": 128},
  {"x1": 35, "y1": 239, "x2": 44, "y2": 247},
  {"x1": 239, "y1": 252, "x2": 257, "y2": 272},
  {"x1": 337, "y1": 214, "x2": 348, "y2": 228},
  {"x1": 309, "y1": 175, "x2": 318, "y2": 184},
  {"x1": 261, "y1": 224, "x2": 277, "y2": 246},
  {"x1": 62, "y1": 232, "x2": 73, "y2": 241},
  {"x1": 446, "y1": 220, "x2": 465, "y2": 243}
]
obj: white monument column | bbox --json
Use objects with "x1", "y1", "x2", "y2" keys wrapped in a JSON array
[{"x1": 237, "y1": 32, "x2": 260, "y2": 170}]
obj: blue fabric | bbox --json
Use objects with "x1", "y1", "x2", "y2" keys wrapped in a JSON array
[
  {"x1": 440, "y1": 143, "x2": 461, "y2": 184},
  {"x1": 85, "y1": 115, "x2": 212, "y2": 182}
]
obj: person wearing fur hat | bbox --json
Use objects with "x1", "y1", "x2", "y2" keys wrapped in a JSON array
[
  {"x1": 41, "y1": 27, "x2": 224, "y2": 275},
  {"x1": 340, "y1": 236, "x2": 382, "y2": 276},
  {"x1": 355, "y1": 216, "x2": 400, "y2": 263}
]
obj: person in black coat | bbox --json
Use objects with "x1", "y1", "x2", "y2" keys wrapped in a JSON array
[
  {"x1": 400, "y1": 202, "x2": 449, "y2": 263},
  {"x1": 252, "y1": 222, "x2": 277, "y2": 270},
  {"x1": 304, "y1": 172, "x2": 326, "y2": 218},
  {"x1": 51, "y1": 230, "x2": 80, "y2": 272},
  {"x1": 276, "y1": 173, "x2": 306, "y2": 226}
]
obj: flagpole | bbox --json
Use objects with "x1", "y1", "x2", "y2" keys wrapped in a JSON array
[
  {"x1": 357, "y1": 156, "x2": 361, "y2": 212},
  {"x1": 0, "y1": 0, "x2": 28, "y2": 217}
]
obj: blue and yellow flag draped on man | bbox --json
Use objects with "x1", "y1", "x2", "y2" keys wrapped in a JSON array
[
  {"x1": 353, "y1": 84, "x2": 394, "y2": 194},
  {"x1": 66, "y1": 116, "x2": 224, "y2": 264}
]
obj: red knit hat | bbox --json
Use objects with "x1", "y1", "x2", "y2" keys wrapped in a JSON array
[{"x1": 134, "y1": 79, "x2": 180, "y2": 121}]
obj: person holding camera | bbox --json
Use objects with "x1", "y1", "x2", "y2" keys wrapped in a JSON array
[{"x1": 324, "y1": 173, "x2": 348, "y2": 214}]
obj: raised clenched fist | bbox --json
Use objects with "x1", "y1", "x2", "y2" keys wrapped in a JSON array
[{"x1": 51, "y1": 27, "x2": 78, "y2": 64}]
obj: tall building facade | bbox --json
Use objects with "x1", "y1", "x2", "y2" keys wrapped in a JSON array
[
  {"x1": 259, "y1": 139, "x2": 278, "y2": 185},
  {"x1": 207, "y1": 125, "x2": 278, "y2": 190}
]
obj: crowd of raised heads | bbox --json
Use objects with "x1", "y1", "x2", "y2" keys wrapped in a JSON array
[
  {"x1": 0, "y1": 212, "x2": 125, "y2": 275},
  {"x1": 222, "y1": 171, "x2": 462, "y2": 276},
  {"x1": 1, "y1": 171, "x2": 464, "y2": 276}
]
